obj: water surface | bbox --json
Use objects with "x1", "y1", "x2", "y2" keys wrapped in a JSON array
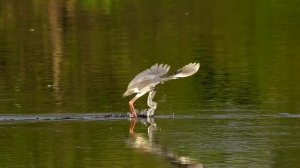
[{"x1": 1, "y1": 0, "x2": 300, "y2": 167}]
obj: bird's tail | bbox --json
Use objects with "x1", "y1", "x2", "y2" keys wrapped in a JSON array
[{"x1": 162, "y1": 63, "x2": 200, "y2": 82}]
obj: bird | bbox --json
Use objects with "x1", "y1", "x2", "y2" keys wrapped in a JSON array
[{"x1": 123, "y1": 63, "x2": 200, "y2": 118}]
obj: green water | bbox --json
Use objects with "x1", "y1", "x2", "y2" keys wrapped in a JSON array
[{"x1": 1, "y1": 0, "x2": 300, "y2": 167}]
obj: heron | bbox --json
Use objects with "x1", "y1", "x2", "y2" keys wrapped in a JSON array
[{"x1": 123, "y1": 63, "x2": 200, "y2": 118}]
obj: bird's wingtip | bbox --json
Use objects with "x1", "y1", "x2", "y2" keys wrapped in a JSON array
[{"x1": 169, "y1": 62, "x2": 200, "y2": 79}]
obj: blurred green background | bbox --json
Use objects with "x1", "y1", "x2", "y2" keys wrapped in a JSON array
[
  {"x1": 0, "y1": 0, "x2": 300, "y2": 167},
  {"x1": 1, "y1": 0, "x2": 299, "y2": 114}
]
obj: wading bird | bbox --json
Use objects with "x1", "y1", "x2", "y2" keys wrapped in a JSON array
[{"x1": 123, "y1": 63, "x2": 200, "y2": 118}]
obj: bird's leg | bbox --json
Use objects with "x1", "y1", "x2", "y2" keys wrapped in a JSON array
[
  {"x1": 129, "y1": 93, "x2": 143, "y2": 118},
  {"x1": 129, "y1": 98, "x2": 138, "y2": 118},
  {"x1": 129, "y1": 118, "x2": 137, "y2": 134}
]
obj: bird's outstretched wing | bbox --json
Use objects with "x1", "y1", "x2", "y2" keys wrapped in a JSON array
[
  {"x1": 128, "y1": 63, "x2": 170, "y2": 88},
  {"x1": 164, "y1": 63, "x2": 200, "y2": 80}
]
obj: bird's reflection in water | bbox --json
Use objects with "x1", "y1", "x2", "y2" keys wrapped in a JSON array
[{"x1": 128, "y1": 111, "x2": 203, "y2": 168}]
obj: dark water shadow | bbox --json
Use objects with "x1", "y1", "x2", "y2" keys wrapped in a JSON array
[
  {"x1": 128, "y1": 117, "x2": 203, "y2": 168},
  {"x1": 0, "y1": 111, "x2": 299, "y2": 123},
  {"x1": 0, "y1": 112, "x2": 166, "y2": 123},
  {"x1": 0, "y1": 113, "x2": 127, "y2": 122}
]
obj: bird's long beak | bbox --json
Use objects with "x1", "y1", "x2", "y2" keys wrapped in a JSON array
[{"x1": 123, "y1": 90, "x2": 130, "y2": 98}]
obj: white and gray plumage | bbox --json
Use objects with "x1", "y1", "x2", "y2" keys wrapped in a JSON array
[{"x1": 123, "y1": 63, "x2": 200, "y2": 118}]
